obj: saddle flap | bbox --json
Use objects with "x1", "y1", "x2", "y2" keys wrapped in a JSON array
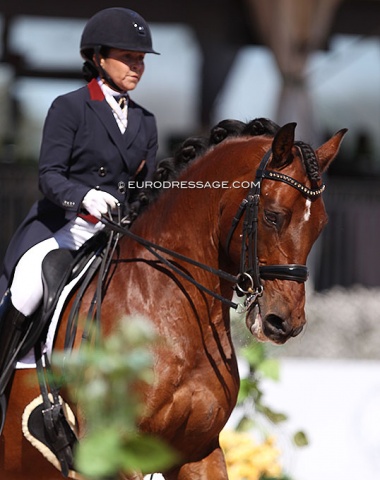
[{"x1": 42, "y1": 249, "x2": 75, "y2": 315}]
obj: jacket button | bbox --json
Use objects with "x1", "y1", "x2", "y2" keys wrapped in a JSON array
[
  {"x1": 118, "y1": 181, "x2": 126, "y2": 194},
  {"x1": 98, "y1": 166, "x2": 107, "y2": 177}
]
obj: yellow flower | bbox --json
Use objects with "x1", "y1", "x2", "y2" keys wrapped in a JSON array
[{"x1": 220, "y1": 430, "x2": 283, "y2": 480}]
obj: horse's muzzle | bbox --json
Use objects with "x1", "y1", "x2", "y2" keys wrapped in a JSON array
[{"x1": 246, "y1": 307, "x2": 304, "y2": 344}]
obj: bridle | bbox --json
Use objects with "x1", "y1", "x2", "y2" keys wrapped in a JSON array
[
  {"x1": 225, "y1": 145, "x2": 325, "y2": 311},
  {"x1": 101, "y1": 144, "x2": 326, "y2": 312}
]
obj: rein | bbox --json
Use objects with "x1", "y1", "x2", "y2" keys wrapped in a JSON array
[
  {"x1": 101, "y1": 216, "x2": 241, "y2": 309},
  {"x1": 102, "y1": 146, "x2": 325, "y2": 312}
]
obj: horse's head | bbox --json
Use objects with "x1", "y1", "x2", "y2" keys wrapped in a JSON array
[{"x1": 220, "y1": 123, "x2": 347, "y2": 344}]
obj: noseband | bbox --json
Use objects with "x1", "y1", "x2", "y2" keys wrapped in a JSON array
[
  {"x1": 226, "y1": 146, "x2": 325, "y2": 311},
  {"x1": 102, "y1": 144, "x2": 325, "y2": 312}
]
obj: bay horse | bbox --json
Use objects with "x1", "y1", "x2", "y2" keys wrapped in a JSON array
[{"x1": 0, "y1": 120, "x2": 346, "y2": 480}]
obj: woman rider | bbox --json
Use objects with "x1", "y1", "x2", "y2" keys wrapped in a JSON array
[{"x1": 0, "y1": 7, "x2": 159, "y2": 404}]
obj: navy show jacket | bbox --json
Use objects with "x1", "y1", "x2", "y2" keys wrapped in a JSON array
[{"x1": 0, "y1": 79, "x2": 158, "y2": 297}]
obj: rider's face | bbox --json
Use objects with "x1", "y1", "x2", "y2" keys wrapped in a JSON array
[{"x1": 99, "y1": 48, "x2": 145, "y2": 92}]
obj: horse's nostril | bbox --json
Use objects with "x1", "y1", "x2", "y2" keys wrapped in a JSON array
[
  {"x1": 263, "y1": 314, "x2": 289, "y2": 343},
  {"x1": 266, "y1": 314, "x2": 287, "y2": 333},
  {"x1": 263, "y1": 314, "x2": 300, "y2": 343},
  {"x1": 263, "y1": 315, "x2": 302, "y2": 343}
]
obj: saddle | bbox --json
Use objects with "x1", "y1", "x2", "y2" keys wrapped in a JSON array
[{"x1": 18, "y1": 230, "x2": 109, "y2": 359}]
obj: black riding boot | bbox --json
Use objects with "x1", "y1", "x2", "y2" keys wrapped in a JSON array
[
  {"x1": 0, "y1": 289, "x2": 29, "y2": 393},
  {"x1": 0, "y1": 289, "x2": 30, "y2": 433}
]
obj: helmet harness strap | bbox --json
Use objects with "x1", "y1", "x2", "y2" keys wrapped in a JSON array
[{"x1": 93, "y1": 46, "x2": 124, "y2": 93}]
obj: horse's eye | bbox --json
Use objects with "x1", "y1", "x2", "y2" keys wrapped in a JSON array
[{"x1": 264, "y1": 210, "x2": 279, "y2": 226}]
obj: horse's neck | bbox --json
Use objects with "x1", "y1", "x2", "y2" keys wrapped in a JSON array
[
  {"x1": 132, "y1": 183, "x2": 220, "y2": 262},
  {"x1": 132, "y1": 137, "x2": 263, "y2": 255},
  {"x1": 125, "y1": 180, "x2": 231, "y2": 343}
]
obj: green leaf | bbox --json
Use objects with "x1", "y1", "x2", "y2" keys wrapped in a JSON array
[
  {"x1": 75, "y1": 424, "x2": 177, "y2": 477},
  {"x1": 237, "y1": 377, "x2": 261, "y2": 404},
  {"x1": 75, "y1": 427, "x2": 125, "y2": 477},
  {"x1": 235, "y1": 415, "x2": 256, "y2": 432},
  {"x1": 258, "y1": 405, "x2": 288, "y2": 424},
  {"x1": 122, "y1": 435, "x2": 178, "y2": 474},
  {"x1": 240, "y1": 343, "x2": 266, "y2": 367},
  {"x1": 293, "y1": 430, "x2": 309, "y2": 447},
  {"x1": 257, "y1": 358, "x2": 280, "y2": 381}
]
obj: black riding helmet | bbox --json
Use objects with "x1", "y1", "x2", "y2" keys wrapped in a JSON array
[{"x1": 80, "y1": 7, "x2": 159, "y2": 89}]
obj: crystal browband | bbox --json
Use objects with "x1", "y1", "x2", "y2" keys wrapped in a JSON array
[{"x1": 262, "y1": 170, "x2": 326, "y2": 199}]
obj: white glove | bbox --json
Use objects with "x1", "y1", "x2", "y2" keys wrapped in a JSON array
[{"x1": 82, "y1": 189, "x2": 119, "y2": 219}]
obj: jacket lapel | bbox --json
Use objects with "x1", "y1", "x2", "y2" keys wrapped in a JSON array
[
  {"x1": 123, "y1": 100, "x2": 142, "y2": 149},
  {"x1": 86, "y1": 80, "x2": 135, "y2": 166}
]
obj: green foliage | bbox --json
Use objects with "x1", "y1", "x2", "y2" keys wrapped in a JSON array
[
  {"x1": 237, "y1": 343, "x2": 285, "y2": 424},
  {"x1": 236, "y1": 341, "x2": 309, "y2": 449},
  {"x1": 53, "y1": 315, "x2": 177, "y2": 479},
  {"x1": 292, "y1": 430, "x2": 309, "y2": 447},
  {"x1": 75, "y1": 427, "x2": 174, "y2": 478}
]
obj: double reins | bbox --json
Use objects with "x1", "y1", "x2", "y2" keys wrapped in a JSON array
[
  {"x1": 101, "y1": 216, "x2": 240, "y2": 309},
  {"x1": 102, "y1": 145, "x2": 325, "y2": 312}
]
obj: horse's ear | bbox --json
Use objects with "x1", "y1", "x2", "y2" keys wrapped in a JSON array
[
  {"x1": 270, "y1": 122, "x2": 297, "y2": 169},
  {"x1": 316, "y1": 128, "x2": 348, "y2": 173}
]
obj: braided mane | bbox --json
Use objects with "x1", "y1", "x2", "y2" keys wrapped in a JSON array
[
  {"x1": 126, "y1": 118, "x2": 319, "y2": 221},
  {"x1": 295, "y1": 141, "x2": 321, "y2": 188}
]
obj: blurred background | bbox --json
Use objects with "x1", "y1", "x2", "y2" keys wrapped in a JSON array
[{"x1": 0, "y1": 1, "x2": 380, "y2": 479}]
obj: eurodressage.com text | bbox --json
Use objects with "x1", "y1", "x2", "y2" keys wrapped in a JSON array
[{"x1": 127, "y1": 180, "x2": 260, "y2": 189}]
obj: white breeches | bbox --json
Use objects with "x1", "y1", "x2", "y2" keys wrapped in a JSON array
[{"x1": 10, "y1": 217, "x2": 104, "y2": 316}]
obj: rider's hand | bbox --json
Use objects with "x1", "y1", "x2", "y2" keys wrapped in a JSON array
[{"x1": 81, "y1": 189, "x2": 119, "y2": 219}]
